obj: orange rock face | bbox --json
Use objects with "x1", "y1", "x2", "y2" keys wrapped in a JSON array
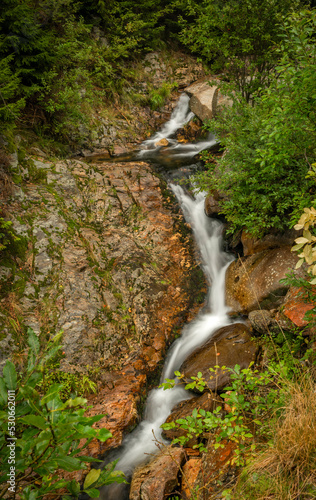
[
  {"x1": 283, "y1": 287, "x2": 314, "y2": 327},
  {"x1": 181, "y1": 458, "x2": 202, "y2": 500},
  {"x1": 129, "y1": 446, "x2": 185, "y2": 500},
  {"x1": 2, "y1": 154, "x2": 206, "y2": 484}
]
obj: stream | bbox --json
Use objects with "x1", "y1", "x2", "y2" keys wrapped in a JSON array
[{"x1": 100, "y1": 94, "x2": 234, "y2": 500}]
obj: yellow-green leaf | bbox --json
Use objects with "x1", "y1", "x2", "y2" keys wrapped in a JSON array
[
  {"x1": 292, "y1": 243, "x2": 305, "y2": 252},
  {"x1": 295, "y1": 237, "x2": 310, "y2": 244},
  {"x1": 84, "y1": 469, "x2": 101, "y2": 490},
  {"x1": 295, "y1": 258, "x2": 304, "y2": 269},
  {"x1": 303, "y1": 244, "x2": 313, "y2": 261},
  {"x1": 303, "y1": 229, "x2": 312, "y2": 240}
]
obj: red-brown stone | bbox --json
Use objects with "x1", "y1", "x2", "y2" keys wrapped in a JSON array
[
  {"x1": 181, "y1": 458, "x2": 202, "y2": 500},
  {"x1": 283, "y1": 287, "x2": 314, "y2": 327},
  {"x1": 129, "y1": 446, "x2": 185, "y2": 500},
  {"x1": 180, "y1": 323, "x2": 258, "y2": 392}
]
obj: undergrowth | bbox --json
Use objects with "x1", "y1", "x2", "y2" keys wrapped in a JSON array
[{"x1": 160, "y1": 324, "x2": 316, "y2": 499}]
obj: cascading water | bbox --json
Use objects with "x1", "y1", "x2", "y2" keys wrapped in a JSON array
[
  {"x1": 100, "y1": 93, "x2": 232, "y2": 500},
  {"x1": 101, "y1": 188, "x2": 233, "y2": 500},
  {"x1": 137, "y1": 93, "x2": 217, "y2": 164},
  {"x1": 141, "y1": 93, "x2": 195, "y2": 147}
]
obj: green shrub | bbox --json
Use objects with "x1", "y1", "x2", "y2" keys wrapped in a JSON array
[
  {"x1": 0, "y1": 328, "x2": 125, "y2": 499},
  {"x1": 177, "y1": 0, "x2": 300, "y2": 101},
  {"x1": 0, "y1": 218, "x2": 20, "y2": 252},
  {"x1": 195, "y1": 10, "x2": 316, "y2": 237}
]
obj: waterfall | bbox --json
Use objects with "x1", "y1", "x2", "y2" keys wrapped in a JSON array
[
  {"x1": 101, "y1": 93, "x2": 231, "y2": 500},
  {"x1": 101, "y1": 186, "x2": 233, "y2": 500},
  {"x1": 137, "y1": 93, "x2": 217, "y2": 162},
  {"x1": 140, "y1": 93, "x2": 195, "y2": 147}
]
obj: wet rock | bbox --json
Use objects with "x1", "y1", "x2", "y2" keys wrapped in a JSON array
[
  {"x1": 180, "y1": 458, "x2": 202, "y2": 500},
  {"x1": 84, "y1": 368, "x2": 145, "y2": 456},
  {"x1": 129, "y1": 445, "x2": 185, "y2": 500},
  {"x1": 162, "y1": 392, "x2": 222, "y2": 444},
  {"x1": 241, "y1": 229, "x2": 297, "y2": 257},
  {"x1": 180, "y1": 323, "x2": 257, "y2": 392},
  {"x1": 282, "y1": 287, "x2": 314, "y2": 327},
  {"x1": 205, "y1": 192, "x2": 221, "y2": 217},
  {"x1": 154, "y1": 138, "x2": 169, "y2": 147},
  {"x1": 248, "y1": 310, "x2": 273, "y2": 334},
  {"x1": 188, "y1": 84, "x2": 218, "y2": 122},
  {"x1": 225, "y1": 247, "x2": 298, "y2": 314}
]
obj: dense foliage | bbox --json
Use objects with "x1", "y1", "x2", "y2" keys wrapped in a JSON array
[
  {"x1": 177, "y1": 0, "x2": 301, "y2": 101},
  {"x1": 0, "y1": 329, "x2": 125, "y2": 499},
  {"x1": 195, "y1": 9, "x2": 316, "y2": 237},
  {"x1": 0, "y1": 0, "x2": 180, "y2": 140},
  {"x1": 1, "y1": 0, "x2": 311, "y2": 143}
]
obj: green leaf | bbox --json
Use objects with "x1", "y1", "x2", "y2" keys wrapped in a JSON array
[
  {"x1": 84, "y1": 488, "x2": 100, "y2": 498},
  {"x1": 27, "y1": 328, "x2": 40, "y2": 355},
  {"x1": 57, "y1": 455, "x2": 83, "y2": 471},
  {"x1": 19, "y1": 385, "x2": 40, "y2": 401},
  {"x1": 84, "y1": 468, "x2": 101, "y2": 489},
  {"x1": 67, "y1": 480, "x2": 81, "y2": 496},
  {"x1": 0, "y1": 377, "x2": 7, "y2": 403},
  {"x1": 65, "y1": 397, "x2": 87, "y2": 408},
  {"x1": 98, "y1": 428, "x2": 112, "y2": 442},
  {"x1": 43, "y1": 345, "x2": 61, "y2": 363},
  {"x1": 3, "y1": 361, "x2": 17, "y2": 390},
  {"x1": 21, "y1": 415, "x2": 48, "y2": 430},
  {"x1": 51, "y1": 330, "x2": 63, "y2": 344},
  {"x1": 47, "y1": 396, "x2": 63, "y2": 424},
  {"x1": 40, "y1": 384, "x2": 63, "y2": 406},
  {"x1": 21, "y1": 485, "x2": 39, "y2": 500},
  {"x1": 27, "y1": 351, "x2": 36, "y2": 374}
]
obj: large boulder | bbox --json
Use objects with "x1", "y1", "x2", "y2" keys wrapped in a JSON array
[
  {"x1": 180, "y1": 323, "x2": 257, "y2": 392},
  {"x1": 184, "y1": 81, "x2": 218, "y2": 122},
  {"x1": 225, "y1": 247, "x2": 298, "y2": 314},
  {"x1": 241, "y1": 229, "x2": 298, "y2": 257},
  {"x1": 129, "y1": 445, "x2": 185, "y2": 500}
]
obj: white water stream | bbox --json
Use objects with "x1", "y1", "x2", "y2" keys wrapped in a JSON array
[
  {"x1": 137, "y1": 93, "x2": 217, "y2": 161},
  {"x1": 101, "y1": 95, "x2": 233, "y2": 500}
]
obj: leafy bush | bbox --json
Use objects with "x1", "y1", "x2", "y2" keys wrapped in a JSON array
[
  {"x1": 177, "y1": 0, "x2": 299, "y2": 101},
  {"x1": 0, "y1": 328, "x2": 125, "y2": 499},
  {"x1": 195, "y1": 9, "x2": 316, "y2": 237},
  {"x1": 161, "y1": 363, "x2": 284, "y2": 466},
  {"x1": 149, "y1": 82, "x2": 177, "y2": 110}
]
